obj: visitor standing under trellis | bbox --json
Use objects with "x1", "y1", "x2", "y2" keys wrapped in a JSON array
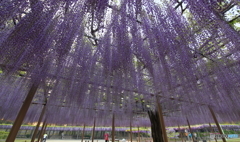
[
  {"x1": 42, "y1": 133, "x2": 48, "y2": 142},
  {"x1": 104, "y1": 132, "x2": 109, "y2": 142}
]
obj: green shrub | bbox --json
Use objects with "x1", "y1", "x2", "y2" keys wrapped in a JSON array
[
  {"x1": 0, "y1": 131, "x2": 9, "y2": 139},
  {"x1": 26, "y1": 134, "x2": 31, "y2": 138},
  {"x1": 224, "y1": 130, "x2": 237, "y2": 134}
]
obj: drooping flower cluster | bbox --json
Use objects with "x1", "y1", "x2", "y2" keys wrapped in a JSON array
[{"x1": 0, "y1": 0, "x2": 239, "y2": 127}]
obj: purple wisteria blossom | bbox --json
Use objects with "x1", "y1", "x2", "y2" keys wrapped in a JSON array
[{"x1": 0, "y1": 0, "x2": 239, "y2": 127}]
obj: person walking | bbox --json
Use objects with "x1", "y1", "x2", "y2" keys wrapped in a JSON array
[
  {"x1": 43, "y1": 133, "x2": 48, "y2": 142},
  {"x1": 104, "y1": 132, "x2": 109, "y2": 142}
]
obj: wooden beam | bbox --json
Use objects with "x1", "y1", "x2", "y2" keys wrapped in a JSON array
[
  {"x1": 138, "y1": 126, "x2": 140, "y2": 142},
  {"x1": 92, "y1": 119, "x2": 96, "y2": 142},
  {"x1": 209, "y1": 123, "x2": 218, "y2": 142},
  {"x1": 6, "y1": 81, "x2": 40, "y2": 142},
  {"x1": 178, "y1": 125, "x2": 184, "y2": 142},
  {"x1": 112, "y1": 114, "x2": 115, "y2": 142},
  {"x1": 209, "y1": 106, "x2": 227, "y2": 142},
  {"x1": 130, "y1": 120, "x2": 132, "y2": 142},
  {"x1": 82, "y1": 124, "x2": 86, "y2": 142},
  {"x1": 186, "y1": 118, "x2": 194, "y2": 142},
  {"x1": 157, "y1": 102, "x2": 168, "y2": 142},
  {"x1": 37, "y1": 120, "x2": 47, "y2": 142},
  {"x1": 41, "y1": 123, "x2": 48, "y2": 142},
  {"x1": 31, "y1": 102, "x2": 47, "y2": 142}
]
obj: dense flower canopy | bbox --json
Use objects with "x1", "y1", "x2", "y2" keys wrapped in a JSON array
[{"x1": 0, "y1": 0, "x2": 240, "y2": 127}]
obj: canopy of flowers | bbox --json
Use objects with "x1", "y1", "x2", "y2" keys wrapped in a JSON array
[{"x1": 0, "y1": 0, "x2": 239, "y2": 127}]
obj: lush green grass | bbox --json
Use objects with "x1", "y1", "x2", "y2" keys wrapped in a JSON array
[
  {"x1": 10, "y1": 138, "x2": 240, "y2": 142},
  {"x1": 206, "y1": 138, "x2": 240, "y2": 142},
  {"x1": 217, "y1": 138, "x2": 240, "y2": 142},
  {"x1": 0, "y1": 139, "x2": 31, "y2": 142},
  {"x1": 167, "y1": 138, "x2": 240, "y2": 142},
  {"x1": 13, "y1": 139, "x2": 30, "y2": 142},
  {"x1": 14, "y1": 139, "x2": 33, "y2": 142},
  {"x1": 0, "y1": 138, "x2": 33, "y2": 142}
]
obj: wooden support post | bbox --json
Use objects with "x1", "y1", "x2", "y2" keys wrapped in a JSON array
[
  {"x1": 92, "y1": 119, "x2": 96, "y2": 142},
  {"x1": 112, "y1": 114, "x2": 115, "y2": 142},
  {"x1": 208, "y1": 123, "x2": 211, "y2": 142},
  {"x1": 130, "y1": 120, "x2": 132, "y2": 142},
  {"x1": 178, "y1": 125, "x2": 184, "y2": 142},
  {"x1": 138, "y1": 126, "x2": 140, "y2": 142},
  {"x1": 41, "y1": 123, "x2": 48, "y2": 142},
  {"x1": 209, "y1": 123, "x2": 218, "y2": 142},
  {"x1": 128, "y1": 130, "x2": 130, "y2": 142},
  {"x1": 186, "y1": 118, "x2": 194, "y2": 142},
  {"x1": 209, "y1": 106, "x2": 227, "y2": 142},
  {"x1": 157, "y1": 102, "x2": 168, "y2": 142},
  {"x1": 31, "y1": 103, "x2": 47, "y2": 142},
  {"x1": 37, "y1": 120, "x2": 47, "y2": 142},
  {"x1": 82, "y1": 124, "x2": 86, "y2": 142},
  {"x1": 6, "y1": 81, "x2": 40, "y2": 142}
]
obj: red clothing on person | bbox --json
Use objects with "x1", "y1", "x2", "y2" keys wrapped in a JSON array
[{"x1": 104, "y1": 133, "x2": 109, "y2": 140}]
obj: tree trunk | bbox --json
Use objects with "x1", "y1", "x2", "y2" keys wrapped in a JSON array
[{"x1": 148, "y1": 110, "x2": 164, "y2": 142}]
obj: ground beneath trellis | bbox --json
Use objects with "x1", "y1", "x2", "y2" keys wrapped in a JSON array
[
  {"x1": 12, "y1": 140, "x2": 182, "y2": 142},
  {"x1": 42, "y1": 139, "x2": 239, "y2": 142},
  {"x1": 10, "y1": 139, "x2": 240, "y2": 142}
]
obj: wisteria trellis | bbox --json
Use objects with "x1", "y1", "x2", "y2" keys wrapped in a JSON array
[{"x1": 0, "y1": 0, "x2": 240, "y2": 127}]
